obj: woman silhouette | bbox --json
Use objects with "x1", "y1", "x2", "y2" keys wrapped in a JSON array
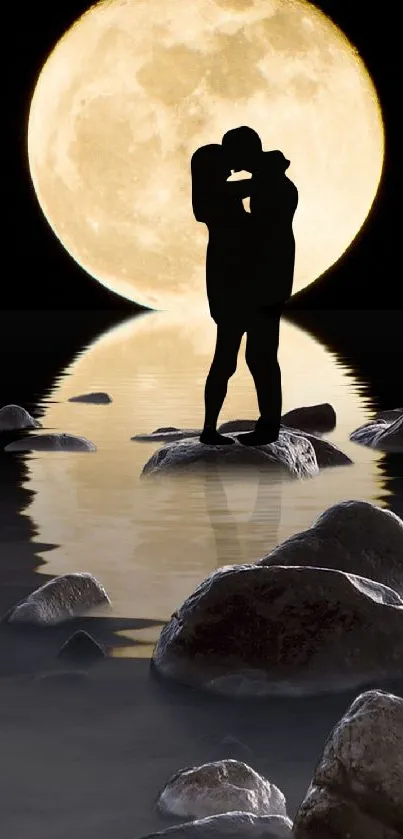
[{"x1": 191, "y1": 144, "x2": 252, "y2": 446}]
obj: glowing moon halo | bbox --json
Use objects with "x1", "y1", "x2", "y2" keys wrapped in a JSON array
[{"x1": 27, "y1": 0, "x2": 384, "y2": 310}]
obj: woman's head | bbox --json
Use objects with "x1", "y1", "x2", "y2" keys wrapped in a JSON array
[
  {"x1": 266, "y1": 150, "x2": 291, "y2": 173},
  {"x1": 191, "y1": 144, "x2": 231, "y2": 185}
]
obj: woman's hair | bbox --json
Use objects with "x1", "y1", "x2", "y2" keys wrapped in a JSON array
[
  {"x1": 191, "y1": 144, "x2": 230, "y2": 183},
  {"x1": 191, "y1": 144, "x2": 230, "y2": 222}
]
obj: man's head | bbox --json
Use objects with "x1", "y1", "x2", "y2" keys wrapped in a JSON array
[{"x1": 222, "y1": 126, "x2": 262, "y2": 172}]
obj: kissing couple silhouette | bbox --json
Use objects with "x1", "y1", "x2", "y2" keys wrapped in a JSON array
[{"x1": 191, "y1": 126, "x2": 298, "y2": 447}]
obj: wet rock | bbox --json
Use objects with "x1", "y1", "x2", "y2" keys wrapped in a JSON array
[
  {"x1": 157, "y1": 759, "x2": 287, "y2": 819},
  {"x1": 0, "y1": 404, "x2": 41, "y2": 431},
  {"x1": 132, "y1": 403, "x2": 337, "y2": 443},
  {"x1": 68, "y1": 391, "x2": 112, "y2": 404},
  {"x1": 280, "y1": 402, "x2": 336, "y2": 434},
  {"x1": 282, "y1": 428, "x2": 352, "y2": 468},
  {"x1": 152, "y1": 564, "x2": 403, "y2": 697},
  {"x1": 258, "y1": 500, "x2": 403, "y2": 595},
  {"x1": 141, "y1": 431, "x2": 319, "y2": 479},
  {"x1": 350, "y1": 409, "x2": 403, "y2": 452},
  {"x1": 138, "y1": 812, "x2": 293, "y2": 838},
  {"x1": 57, "y1": 630, "x2": 106, "y2": 664},
  {"x1": 6, "y1": 572, "x2": 110, "y2": 626},
  {"x1": 5, "y1": 432, "x2": 97, "y2": 452},
  {"x1": 294, "y1": 689, "x2": 403, "y2": 839}
]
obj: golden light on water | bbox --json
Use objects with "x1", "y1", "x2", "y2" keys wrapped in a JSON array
[{"x1": 25, "y1": 312, "x2": 383, "y2": 656}]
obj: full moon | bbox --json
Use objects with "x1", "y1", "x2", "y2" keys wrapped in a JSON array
[{"x1": 28, "y1": 0, "x2": 384, "y2": 310}]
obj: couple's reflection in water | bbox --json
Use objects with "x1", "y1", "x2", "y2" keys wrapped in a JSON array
[{"x1": 203, "y1": 462, "x2": 285, "y2": 568}]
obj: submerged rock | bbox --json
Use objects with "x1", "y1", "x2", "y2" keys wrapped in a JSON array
[
  {"x1": 157, "y1": 759, "x2": 287, "y2": 820},
  {"x1": 258, "y1": 499, "x2": 403, "y2": 595},
  {"x1": 294, "y1": 689, "x2": 403, "y2": 839},
  {"x1": 68, "y1": 391, "x2": 112, "y2": 404},
  {"x1": 0, "y1": 404, "x2": 41, "y2": 431},
  {"x1": 6, "y1": 572, "x2": 110, "y2": 626},
  {"x1": 141, "y1": 431, "x2": 318, "y2": 479},
  {"x1": 5, "y1": 432, "x2": 97, "y2": 452},
  {"x1": 138, "y1": 812, "x2": 293, "y2": 838},
  {"x1": 152, "y1": 564, "x2": 403, "y2": 697},
  {"x1": 350, "y1": 409, "x2": 403, "y2": 452},
  {"x1": 57, "y1": 630, "x2": 106, "y2": 664}
]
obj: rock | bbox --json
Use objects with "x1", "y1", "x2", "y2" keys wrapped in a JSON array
[
  {"x1": 157, "y1": 759, "x2": 287, "y2": 820},
  {"x1": 141, "y1": 431, "x2": 319, "y2": 479},
  {"x1": 258, "y1": 500, "x2": 403, "y2": 595},
  {"x1": 6, "y1": 572, "x2": 110, "y2": 625},
  {"x1": 57, "y1": 630, "x2": 106, "y2": 664},
  {"x1": 138, "y1": 812, "x2": 293, "y2": 838},
  {"x1": 133, "y1": 428, "x2": 200, "y2": 443},
  {"x1": 280, "y1": 402, "x2": 337, "y2": 434},
  {"x1": 4, "y1": 432, "x2": 97, "y2": 452},
  {"x1": 152, "y1": 564, "x2": 403, "y2": 697},
  {"x1": 68, "y1": 391, "x2": 112, "y2": 404},
  {"x1": 294, "y1": 689, "x2": 403, "y2": 838},
  {"x1": 132, "y1": 403, "x2": 337, "y2": 443},
  {"x1": 282, "y1": 428, "x2": 352, "y2": 468},
  {"x1": 350, "y1": 410, "x2": 403, "y2": 452},
  {"x1": 375, "y1": 407, "x2": 403, "y2": 423},
  {"x1": 0, "y1": 404, "x2": 41, "y2": 431}
]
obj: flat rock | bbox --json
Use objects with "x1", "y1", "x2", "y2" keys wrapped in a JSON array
[
  {"x1": 6, "y1": 572, "x2": 110, "y2": 626},
  {"x1": 0, "y1": 404, "x2": 41, "y2": 431},
  {"x1": 141, "y1": 431, "x2": 319, "y2": 479},
  {"x1": 350, "y1": 409, "x2": 403, "y2": 451},
  {"x1": 280, "y1": 427, "x2": 352, "y2": 468},
  {"x1": 294, "y1": 689, "x2": 403, "y2": 838},
  {"x1": 5, "y1": 432, "x2": 97, "y2": 452},
  {"x1": 68, "y1": 391, "x2": 112, "y2": 404},
  {"x1": 157, "y1": 759, "x2": 287, "y2": 819},
  {"x1": 258, "y1": 499, "x2": 403, "y2": 595},
  {"x1": 152, "y1": 564, "x2": 403, "y2": 697},
  {"x1": 132, "y1": 403, "x2": 336, "y2": 442},
  {"x1": 57, "y1": 630, "x2": 106, "y2": 664},
  {"x1": 138, "y1": 812, "x2": 293, "y2": 838}
]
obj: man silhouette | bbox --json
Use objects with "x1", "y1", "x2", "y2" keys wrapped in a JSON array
[{"x1": 220, "y1": 126, "x2": 298, "y2": 445}]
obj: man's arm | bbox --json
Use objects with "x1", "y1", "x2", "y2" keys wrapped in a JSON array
[{"x1": 225, "y1": 178, "x2": 252, "y2": 199}]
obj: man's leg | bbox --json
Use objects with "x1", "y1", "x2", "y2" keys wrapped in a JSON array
[
  {"x1": 240, "y1": 305, "x2": 282, "y2": 446},
  {"x1": 200, "y1": 319, "x2": 244, "y2": 445}
]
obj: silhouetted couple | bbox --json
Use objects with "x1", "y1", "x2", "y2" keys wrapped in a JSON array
[{"x1": 191, "y1": 126, "x2": 298, "y2": 447}]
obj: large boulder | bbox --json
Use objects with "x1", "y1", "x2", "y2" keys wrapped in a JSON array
[
  {"x1": 141, "y1": 431, "x2": 319, "y2": 479},
  {"x1": 294, "y1": 689, "x2": 403, "y2": 839},
  {"x1": 5, "y1": 572, "x2": 110, "y2": 625},
  {"x1": 258, "y1": 500, "x2": 403, "y2": 596},
  {"x1": 138, "y1": 812, "x2": 293, "y2": 838},
  {"x1": 4, "y1": 432, "x2": 97, "y2": 452},
  {"x1": 152, "y1": 564, "x2": 403, "y2": 697},
  {"x1": 0, "y1": 404, "x2": 41, "y2": 431},
  {"x1": 157, "y1": 759, "x2": 287, "y2": 819},
  {"x1": 350, "y1": 409, "x2": 403, "y2": 452}
]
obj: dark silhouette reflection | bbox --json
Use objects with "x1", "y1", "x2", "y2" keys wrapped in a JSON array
[
  {"x1": 203, "y1": 463, "x2": 284, "y2": 568},
  {"x1": 192, "y1": 127, "x2": 298, "y2": 447}
]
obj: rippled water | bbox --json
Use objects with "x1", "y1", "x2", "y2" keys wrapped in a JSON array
[{"x1": 17, "y1": 310, "x2": 389, "y2": 656}]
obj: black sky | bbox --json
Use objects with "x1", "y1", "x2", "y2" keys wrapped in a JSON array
[{"x1": 5, "y1": 0, "x2": 399, "y2": 312}]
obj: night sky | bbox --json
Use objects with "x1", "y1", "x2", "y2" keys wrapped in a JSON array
[{"x1": 5, "y1": 0, "x2": 399, "y2": 313}]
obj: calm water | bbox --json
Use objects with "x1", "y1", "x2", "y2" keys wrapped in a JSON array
[{"x1": 7, "y1": 308, "x2": 391, "y2": 658}]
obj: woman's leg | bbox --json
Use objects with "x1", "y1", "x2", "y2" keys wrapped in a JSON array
[{"x1": 200, "y1": 319, "x2": 244, "y2": 445}]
